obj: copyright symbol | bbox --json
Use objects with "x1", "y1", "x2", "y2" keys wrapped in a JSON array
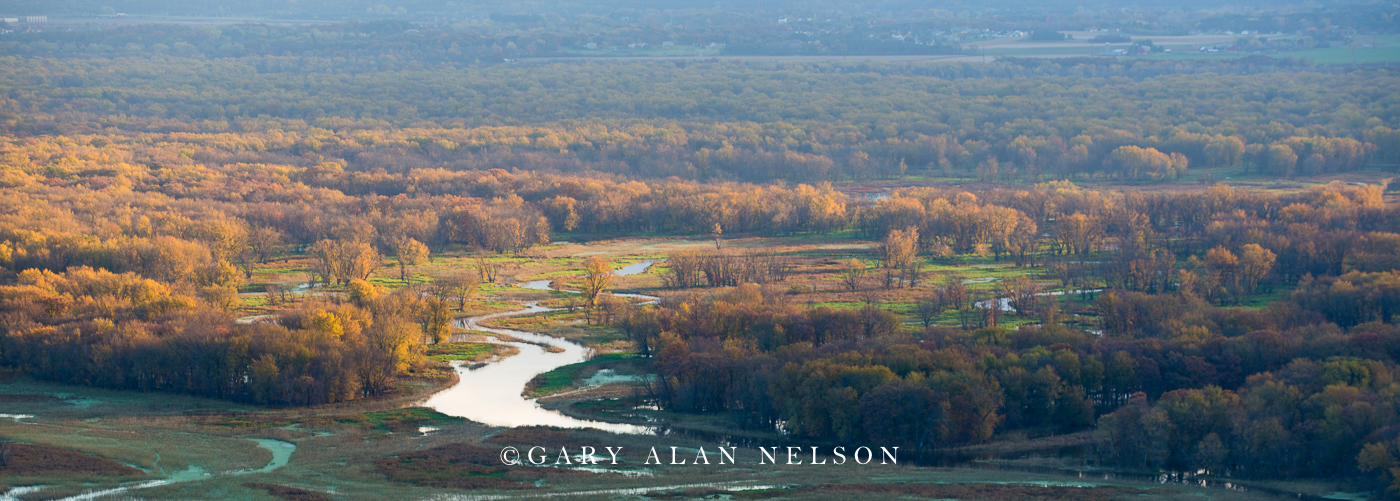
[{"x1": 500, "y1": 446, "x2": 519, "y2": 465}]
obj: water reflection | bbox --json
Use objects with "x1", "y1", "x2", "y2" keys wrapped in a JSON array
[
  {"x1": 615, "y1": 259, "x2": 659, "y2": 276},
  {"x1": 513, "y1": 259, "x2": 661, "y2": 305},
  {"x1": 423, "y1": 303, "x2": 652, "y2": 434}
]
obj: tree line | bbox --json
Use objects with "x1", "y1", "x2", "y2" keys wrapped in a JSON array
[
  {"x1": 1, "y1": 51, "x2": 1396, "y2": 185},
  {"x1": 620, "y1": 275, "x2": 1400, "y2": 488},
  {"x1": 598, "y1": 180, "x2": 1400, "y2": 491},
  {"x1": 0, "y1": 266, "x2": 451, "y2": 405}
]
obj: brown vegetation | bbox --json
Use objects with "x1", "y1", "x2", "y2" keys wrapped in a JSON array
[
  {"x1": 245, "y1": 483, "x2": 334, "y2": 501},
  {"x1": 375, "y1": 443, "x2": 583, "y2": 489},
  {"x1": 485, "y1": 426, "x2": 596, "y2": 448},
  {"x1": 0, "y1": 443, "x2": 142, "y2": 476},
  {"x1": 779, "y1": 483, "x2": 1154, "y2": 500}
]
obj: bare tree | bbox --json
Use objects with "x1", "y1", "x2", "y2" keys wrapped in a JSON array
[
  {"x1": 264, "y1": 283, "x2": 291, "y2": 306},
  {"x1": 475, "y1": 256, "x2": 499, "y2": 284},
  {"x1": 839, "y1": 259, "x2": 867, "y2": 291},
  {"x1": 978, "y1": 293, "x2": 1003, "y2": 328},
  {"x1": 939, "y1": 274, "x2": 972, "y2": 330},
  {"x1": 860, "y1": 288, "x2": 882, "y2": 305},
  {"x1": 700, "y1": 252, "x2": 740, "y2": 287},
  {"x1": 441, "y1": 271, "x2": 480, "y2": 311},
  {"x1": 668, "y1": 250, "x2": 793, "y2": 288},
  {"x1": 1004, "y1": 276, "x2": 1043, "y2": 317},
  {"x1": 903, "y1": 264, "x2": 922, "y2": 288},
  {"x1": 916, "y1": 292, "x2": 945, "y2": 328},
  {"x1": 664, "y1": 250, "x2": 703, "y2": 288}
]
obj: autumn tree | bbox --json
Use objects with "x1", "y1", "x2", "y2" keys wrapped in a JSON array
[
  {"x1": 247, "y1": 226, "x2": 284, "y2": 264},
  {"x1": 1107, "y1": 145, "x2": 1184, "y2": 181},
  {"x1": 1057, "y1": 213, "x2": 1102, "y2": 258},
  {"x1": 1267, "y1": 144, "x2": 1299, "y2": 177},
  {"x1": 1205, "y1": 136, "x2": 1246, "y2": 167},
  {"x1": 1205, "y1": 246, "x2": 1240, "y2": 304},
  {"x1": 882, "y1": 227, "x2": 919, "y2": 270},
  {"x1": 580, "y1": 256, "x2": 615, "y2": 323},
  {"x1": 542, "y1": 196, "x2": 580, "y2": 232},
  {"x1": 310, "y1": 239, "x2": 381, "y2": 285},
  {"x1": 1358, "y1": 439, "x2": 1400, "y2": 496},
  {"x1": 1238, "y1": 243, "x2": 1277, "y2": 295},
  {"x1": 348, "y1": 279, "x2": 379, "y2": 307},
  {"x1": 418, "y1": 295, "x2": 453, "y2": 344},
  {"x1": 360, "y1": 313, "x2": 422, "y2": 395},
  {"x1": 392, "y1": 236, "x2": 430, "y2": 284},
  {"x1": 1008, "y1": 215, "x2": 1041, "y2": 267}
]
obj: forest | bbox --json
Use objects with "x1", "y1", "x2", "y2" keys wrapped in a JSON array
[
  {"x1": 1, "y1": 48, "x2": 1396, "y2": 185},
  {"x1": 2, "y1": 5, "x2": 1400, "y2": 499},
  {"x1": 631, "y1": 183, "x2": 1400, "y2": 482},
  {"x1": 7, "y1": 0, "x2": 1399, "y2": 40}
]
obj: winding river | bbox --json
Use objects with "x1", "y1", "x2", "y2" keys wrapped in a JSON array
[
  {"x1": 17, "y1": 438, "x2": 299, "y2": 501},
  {"x1": 422, "y1": 260, "x2": 660, "y2": 434}
]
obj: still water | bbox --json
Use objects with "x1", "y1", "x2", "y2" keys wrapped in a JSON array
[
  {"x1": 423, "y1": 303, "x2": 651, "y2": 433},
  {"x1": 423, "y1": 259, "x2": 661, "y2": 433}
]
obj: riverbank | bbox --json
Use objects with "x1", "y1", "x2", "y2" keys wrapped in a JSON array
[{"x1": 1, "y1": 240, "x2": 1374, "y2": 499}]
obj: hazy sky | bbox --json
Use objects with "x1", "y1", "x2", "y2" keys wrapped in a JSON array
[{"x1": 3, "y1": 0, "x2": 1343, "y2": 20}]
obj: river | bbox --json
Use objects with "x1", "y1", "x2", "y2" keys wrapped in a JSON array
[
  {"x1": 413, "y1": 261, "x2": 1348, "y2": 499},
  {"x1": 9, "y1": 438, "x2": 299, "y2": 501},
  {"x1": 422, "y1": 260, "x2": 660, "y2": 434}
]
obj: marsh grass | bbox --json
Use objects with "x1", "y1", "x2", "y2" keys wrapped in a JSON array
[
  {"x1": 765, "y1": 482, "x2": 1159, "y2": 500},
  {"x1": 424, "y1": 342, "x2": 499, "y2": 362},
  {"x1": 375, "y1": 442, "x2": 585, "y2": 489},
  {"x1": 245, "y1": 482, "x2": 334, "y2": 501},
  {"x1": 338, "y1": 408, "x2": 465, "y2": 433},
  {"x1": 525, "y1": 352, "x2": 643, "y2": 396},
  {"x1": 0, "y1": 236, "x2": 1326, "y2": 499},
  {"x1": 485, "y1": 426, "x2": 597, "y2": 448},
  {"x1": 0, "y1": 443, "x2": 143, "y2": 476}
]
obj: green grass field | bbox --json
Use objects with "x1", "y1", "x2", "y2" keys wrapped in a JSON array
[
  {"x1": 424, "y1": 343, "x2": 497, "y2": 362},
  {"x1": 527, "y1": 352, "x2": 641, "y2": 396}
]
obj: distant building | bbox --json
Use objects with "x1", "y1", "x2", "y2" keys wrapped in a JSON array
[
  {"x1": 2, "y1": 18, "x2": 18, "y2": 24},
  {"x1": 24, "y1": 15, "x2": 46, "y2": 23}
]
